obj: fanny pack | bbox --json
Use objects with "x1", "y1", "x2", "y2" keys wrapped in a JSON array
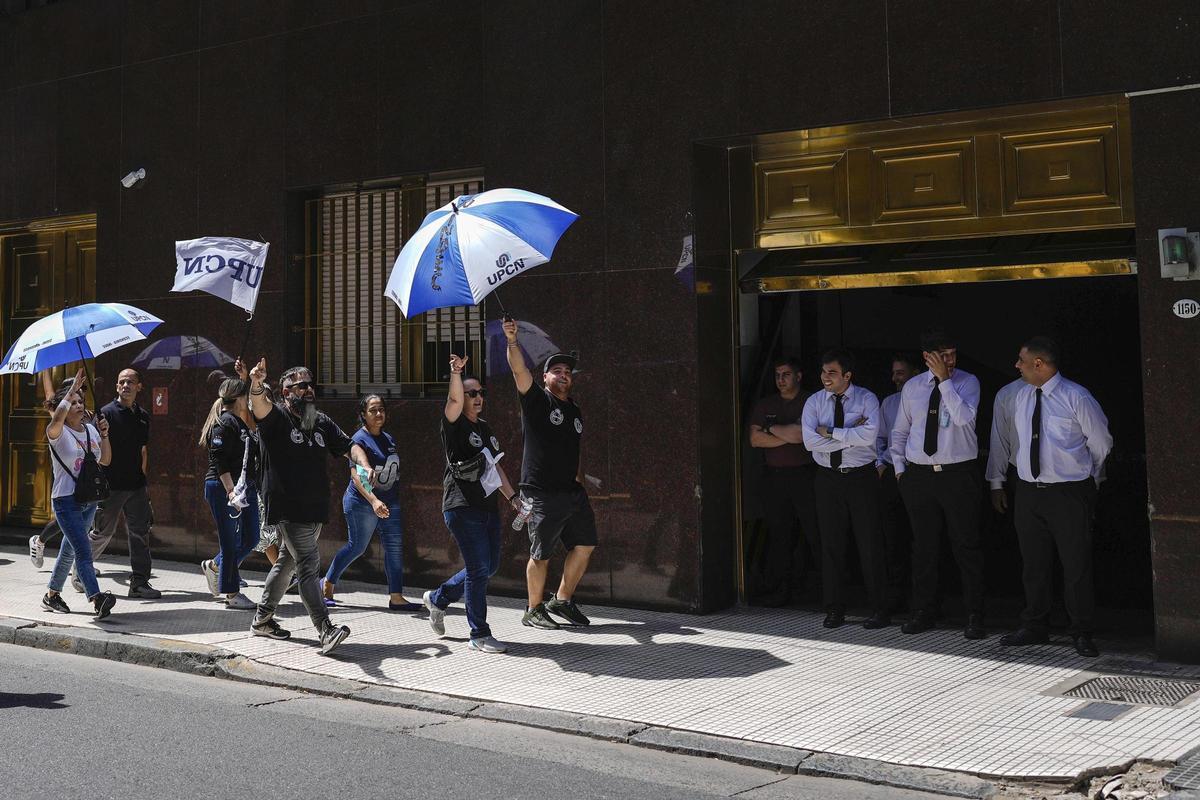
[
  {"x1": 448, "y1": 452, "x2": 486, "y2": 483},
  {"x1": 50, "y1": 425, "x2": 111, "y2": 503}
]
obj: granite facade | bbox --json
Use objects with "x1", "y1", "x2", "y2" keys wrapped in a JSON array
[{"x1": 0, "y1": 2, "x2": 1197, "y2": 650}]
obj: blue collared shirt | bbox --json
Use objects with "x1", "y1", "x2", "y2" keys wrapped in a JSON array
[
  {"x1": 890, "y1": 368, "x2": 980, "y2": 473},
  {"x1": 985, "y1": 378, "x2": 1025, "y2": 489},
  {"x1": 1013, "y1": 372, "x2": 1112, "y2": 484},
  {"x1": 802, "y1": 384, "x2": 880, "y2": 469},
  {"x1": 876, "y1": 391, "x2": 902, "y2": 467}
]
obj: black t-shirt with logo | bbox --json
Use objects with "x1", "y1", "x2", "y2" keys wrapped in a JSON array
[
  {"x1": 256, "y1": 403, "x2": 352, "y2": 525},
  {"x1": 205, "y1": 411, "x2": 258, "y2": 484},
  {"x1": 440, "y1": 414, "x2": 503, "y2": 512},
  {"x1": 518, "y1": 386, "x2": 582, "y2": 493},
  {"x1": 100, "y1": 399, "x2": 150, "y2": 490}
]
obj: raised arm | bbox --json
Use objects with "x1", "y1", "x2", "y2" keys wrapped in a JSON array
[
  {"x1": 46, "y1": 367, "x2": 86, "y2": 441},
  {"x1": 503, "y1": 318, "x2": 534, "y2": 395},
  {"x1": 248, "y1": 358, "x2": 271, "y2": 421},
  {"x1": 444, "y1": 354, "x2": 468, "y2": 423}
]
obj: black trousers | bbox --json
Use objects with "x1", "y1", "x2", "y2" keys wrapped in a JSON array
[
  {"x1": 899, "y1": 465, "x2": 985, "y2": 615},
  {"x1": 1014, "y1": 478, "x2": 1097, "y2": 634},
  {"x1": 761, "y1": 465, "x2": 820, "y2": 595},
  {"x1": 878, "y1": 464, "x2": 911, "y2": 608},
  {"x1": 814, "y1": 466, "x2": 887, "y2": 613}
]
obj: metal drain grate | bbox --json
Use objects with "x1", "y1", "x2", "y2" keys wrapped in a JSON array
[{"x1": 1064, "y1": 675, "x2": 1200, "y2": 707}]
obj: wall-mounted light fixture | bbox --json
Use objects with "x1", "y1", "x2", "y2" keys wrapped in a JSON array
[
  {"x1": 120, "y1": 168, "x2": 147, "y2": 189},
  {"x1": 1158, "y1": 227, "x2": 1200, "y2": 281}
]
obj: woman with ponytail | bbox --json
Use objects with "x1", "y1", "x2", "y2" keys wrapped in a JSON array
[
  {"x1": 198, "y1": 360, "x2": 260, "y2": 609},
  {"x1": 322, "y1": 394, "x2": 419, "y2": 610}
]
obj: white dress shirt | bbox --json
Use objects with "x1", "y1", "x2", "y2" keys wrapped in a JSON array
[
  {"x1": 1013, "y1": 372, "x2": 1112, "y2": 484},
  {"x1": 889, "y1": 368, "x2": 980, "y2": 474},
  {"x1": 802, "y1": 384, "x2": 881, "y2": 469},
  {"x1": 876, "y1": 391, "x2": 902, "y2": 467},
  {"x1": 985, "y1": 378, "x2": 1025, "y2": 489}
]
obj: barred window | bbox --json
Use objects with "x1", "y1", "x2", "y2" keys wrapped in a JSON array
[{"x1": 304, "y1": 172, "x2": 487, "y2": 398}]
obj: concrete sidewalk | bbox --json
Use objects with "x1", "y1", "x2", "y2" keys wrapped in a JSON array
[{"x1": 1, "y1": 543, "x2": 1198, "y2": 785}]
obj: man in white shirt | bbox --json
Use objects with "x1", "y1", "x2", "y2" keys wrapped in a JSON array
[
  {"x1": 876, "y1": 353, "x2": 920, "y2": 611},
  {"x1": 802, "y1": 349, "x2": 890, "y2": 630},
  {"x1": 985, "y1": 378, "x2": 1025, "y2": 514},
  {"x1": 998, "y1": 337, "x2": 1112, "y2": 658},
  {"x1": 889, "y1": 329, "x2": 986, "y2": 640}
]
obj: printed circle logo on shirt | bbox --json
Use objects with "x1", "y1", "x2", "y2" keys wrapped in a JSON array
[
  {"x1": 212, "y1": 437, "x2": 223, "y2": 447},
  {"x1": 574, "y1": 418, "x2": 583, "y2": 434},
  {"x1": 289, "y1": 428, "x2": 304, "y2": 445},
  {"x1": 549, "y1": 409, "x2": 564, "y2": 426},
  {"x1": 468, "y1": 431, "x2": 483, "y2": 448},
  {"x1": 490, "y1": 435, "x2": 500, "y2": 451},
  {"x1": 313, "y1": 431, "x2": 325, "y2": 448}
]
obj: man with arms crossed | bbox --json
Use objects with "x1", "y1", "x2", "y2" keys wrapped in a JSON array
[{"x1": 504, "y1": 318, "x2": 596, "y2": 630}]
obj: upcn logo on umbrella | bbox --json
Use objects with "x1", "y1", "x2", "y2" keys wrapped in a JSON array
[{"x1": 385, "y1": 188, "x2": 578, "y2": 318}]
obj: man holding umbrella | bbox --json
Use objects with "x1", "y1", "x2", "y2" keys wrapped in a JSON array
[{"x1": 504, "y1": 318, "x2": 596, "y2": 630}]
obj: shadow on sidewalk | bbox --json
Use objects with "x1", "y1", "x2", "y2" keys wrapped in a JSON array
[{"x1": 0, "y1": 691, "x2": 67, "y2": 709}]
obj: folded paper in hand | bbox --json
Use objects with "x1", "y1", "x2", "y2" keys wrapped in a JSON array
[{"x1": 480, "y1": 448, "x2": 503, "y2": 497}]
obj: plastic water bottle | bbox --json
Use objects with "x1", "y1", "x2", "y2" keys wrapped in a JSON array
[{"x1": 511, "y1": 496, "x2": 534, "y2": 531}]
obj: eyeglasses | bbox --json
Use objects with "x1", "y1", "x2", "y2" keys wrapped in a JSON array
[
  {"x1": 465, "y1": 388, "x2": 487, "y2": 398},
  {"x1": 286, "y1": 381, "x2": 313, "y2": 391}
]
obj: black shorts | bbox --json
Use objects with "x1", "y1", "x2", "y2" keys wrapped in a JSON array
[{"x1": 525, "y1": 486, "x2": 598, "y2": 560}]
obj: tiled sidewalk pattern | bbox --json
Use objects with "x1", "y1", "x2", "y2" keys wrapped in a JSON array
[{"x1": 2, "y1": 545, "x2": 1197, "y2": 778}]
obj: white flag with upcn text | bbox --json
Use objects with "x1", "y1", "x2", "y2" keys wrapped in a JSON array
[{"x1": 172, "y1": 236, "x2": 269, "y2": 314}]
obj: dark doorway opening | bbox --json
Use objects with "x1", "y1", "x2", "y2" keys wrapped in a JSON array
[{"x1": 740, "y1": 274, "x2": 1151, "y2": 637}]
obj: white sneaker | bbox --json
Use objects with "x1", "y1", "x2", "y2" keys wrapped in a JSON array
[
  {"x1": 29, "y1": 535, "x2": 45, "y2": 568},
  {"x1": 225, "y1": 593, "x2": 256, "y2": 610},
  {"x1": 200, "y1": 560, "x2": 220, "y2": 598},
  {"x1": 70, "y1": 571, "x2": 85, "y2": 593},
  {"x1": 468, "y1": 636, "x2": 508, "y2": 654},
  {"x1": 423, "y1": 590, "x2": 445, "y2": 637}
]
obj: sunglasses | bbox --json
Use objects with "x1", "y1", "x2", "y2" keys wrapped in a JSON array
[
  {"x1": 465, "y1": 388, "x2": 487, "y2": 398},
  {"x1": 285, "y1": 381, "x2": 313, "y2": 391}
]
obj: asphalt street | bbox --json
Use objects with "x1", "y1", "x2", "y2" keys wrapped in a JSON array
[{"x1": 0, "y1": 643, "x2": 959, "y2": 800}]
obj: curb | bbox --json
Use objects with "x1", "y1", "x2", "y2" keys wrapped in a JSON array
[{"x1": 1, "y1": 614, "x2": 1000, "y2": 798}]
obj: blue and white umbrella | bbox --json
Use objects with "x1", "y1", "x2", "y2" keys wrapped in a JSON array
[
  {"x1": 0, "y1": 302, "x2": 163, "y2": 375},
  {"x1": 384, "y1": 188, "x2": 578, "y2": 317},
  {"x1": 130, "y1": 335, "x2": 234, "y2": 371}
]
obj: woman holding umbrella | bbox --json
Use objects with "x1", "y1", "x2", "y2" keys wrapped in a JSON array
[
  {"x1": 41, "y1": 367, "x2": 118, "y2": 619},
  {"x1": 198, "y1": 361, "x2": 260, "y2": 609}
]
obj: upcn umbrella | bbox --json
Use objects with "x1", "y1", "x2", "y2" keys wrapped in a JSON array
[
  {"x1": 384, "y1": 188, "x2": 578, "y2": 317},
  {"x1": 130, "y1": 335, "x2": 234, "y2": 371},
  {"x1": 0, "y1": 302, "x2": 163, "y2": 375}
]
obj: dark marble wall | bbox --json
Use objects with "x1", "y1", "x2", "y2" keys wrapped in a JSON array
[{"x1": 1, "y1": 1, "x2": 1199, "y2": 630}]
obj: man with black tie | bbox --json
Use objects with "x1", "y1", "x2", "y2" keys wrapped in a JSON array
[
  {"x1": 890, "y1": 329, "x2": 986, "y2": 640},
  {"x1": 802, "y1": 349, "x2": 889, "y2": 629},
  {"x1": 999, "y1": 337, "x2": 1111, "y2": 658}
]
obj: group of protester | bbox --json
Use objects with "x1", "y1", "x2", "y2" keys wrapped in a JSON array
[
  {"x1": 750, "y1": 329, "x2": 1112, "y2": 657},
  {"x1": 30, "y1": 317, "x2": 597, "y2": 657}
]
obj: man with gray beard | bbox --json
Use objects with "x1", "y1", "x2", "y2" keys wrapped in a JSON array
[{"x1": 247, "y1": 360, "x2": 372, "y2": 655}]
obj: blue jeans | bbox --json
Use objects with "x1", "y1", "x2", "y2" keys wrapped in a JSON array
[
  {"x1": 205, "y1": 479, "x2": 261, "y2": 594},
  {"x1": 327, "y1": 494, "x2": 404, "y2": 593},
  {"x1": 431, "y1": 507, "x2": 502, "y2": 640},
  {"x1": 49, "y1": 495, "x2": 100, "y2": 598}
]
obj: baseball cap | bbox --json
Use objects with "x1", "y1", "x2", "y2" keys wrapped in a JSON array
[{"x1": 543, "y1": 351, "x2": 578, "y2": 373}]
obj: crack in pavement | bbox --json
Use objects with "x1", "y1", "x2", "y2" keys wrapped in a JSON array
[
  {"x1": 246, "y1": 694, "x2": 308, "y2": 708},
  {"x1": 729, "y1": 775, "x2": 790, "y2": 796}
]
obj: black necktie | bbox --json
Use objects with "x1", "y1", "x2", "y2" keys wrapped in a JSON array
[
  {"x1": 1030, "y1": 387, "x2": 1042, "y2": 479},
  {"x1": 923, "y1": 378, "x2": 941, "y2": 456},
  {"x1": 831, "y1": 393, "x2": 845, "y2": 468}
]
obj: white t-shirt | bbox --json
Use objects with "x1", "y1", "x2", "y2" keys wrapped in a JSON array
[{"x1": 48, "y1": 423, "x2": 102, "y2": 499}]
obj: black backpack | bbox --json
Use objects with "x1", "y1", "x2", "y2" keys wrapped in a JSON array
[{"x1": 50, "y1": 424, "x2": 111, "y2": 503}]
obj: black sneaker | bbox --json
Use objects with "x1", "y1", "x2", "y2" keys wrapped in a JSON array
[
  {"x1": 42, "y1": 592, "x2": 70, "y2": 614},
  {"x1": 522, "y1": 603, "x2": 561, "y2": 630},
  {"x1": 251, "y1": 618, "x2": 291, "y2": 640},
  {"x1": 319, "y1": 622, "x2": 350, "y2": 655},
  {"x1": 128, "y1": 582, "x2": 162, "y2": 599},
  {"x1": 545, "y1": 596, "x2": 591, "y2": 626},
  {"x1": 92, "y1": 591, "x2": 116, "y2": 620}
]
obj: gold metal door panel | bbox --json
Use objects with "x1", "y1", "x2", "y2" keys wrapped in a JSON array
[
  {"x1": 1001, "y1": 125, "x2": 1120, "y2": 213},
  {"x1": 7, "y1": 443, "x2": 49, "y2": 524},
  {"x1": 757, "y1": 153, "x2": 848, "y2": 230},
  {"x1": 870, "y1": 139, "x2": 976, "y2": 223}
]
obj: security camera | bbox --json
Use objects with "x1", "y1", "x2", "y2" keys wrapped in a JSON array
[{"x1": 120, "y1": 168, "x2": 147, "y2": 189}]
